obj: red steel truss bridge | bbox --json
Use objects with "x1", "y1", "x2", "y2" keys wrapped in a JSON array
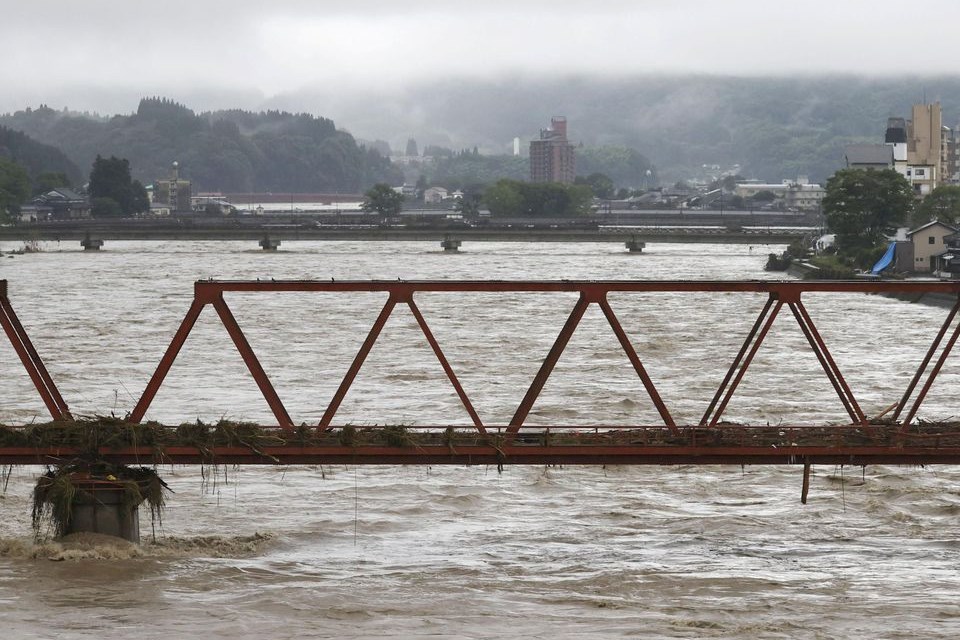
[{"x1": 5, "y1": 278, "x2": 960, "y2": 478}]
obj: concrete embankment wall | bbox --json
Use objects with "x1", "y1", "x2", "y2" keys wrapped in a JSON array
[
  {"x1": 785, "y1": 261, "x2": 818, "y2": 279},
  {"x1": 877, "y1": 290, "x2": 957, "y2": 309},
  {"x1": 779, "y1": 261, "x2": 958, "y2": 309}
]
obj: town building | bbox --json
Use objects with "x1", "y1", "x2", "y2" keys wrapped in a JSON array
[
  {"x1": 844, "y1": 144, "x2": 894, "y2": 170},
  {"x1": 423, "y1": 187, "x2": 448, "y2": 204},
  {"x1": 906, "y1": 220, "x2": 957, "y2": 272},
  {"x1": 529, "y1": 116, "x2": 575, "y2": 184},
  {"x1": 733, "y1": 177, "x2": 825, "y2": 211},
  {"x1": 934, "y1": 231, "x2": 960, "y2": 278},
  {"x1": 152, "y1": 161, "x2": 192, "y2": 213},
  {"x1": 18, "y1": 188, "x2": 91, "y2": 222},
  {"x1": 905, "y1": 103, "x2": 942, "y2": 196},
  {"x1": 881, "y1": 103, "x2": 959, "y2": 195},
  {"x1": 191, "y1": 195, "x2": 236, "y2": 215}
]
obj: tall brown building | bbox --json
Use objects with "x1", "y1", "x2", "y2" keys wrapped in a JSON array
[
  {"x1": 154, "y1": 161, "x2": 193, "y2": 212},
  {"x1": 530, "y1": 116, "x2": 575, "y2": 183}
]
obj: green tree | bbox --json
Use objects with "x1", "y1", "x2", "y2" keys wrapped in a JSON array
[
  {"x1": 727, "y1": 194, "x2": 745, "y2": 209},
  {"x1": 362, "y1": 183, "x2": 404, "y2": 217},
  {"x1": 575, "y1": 172, "x2": 615, "y2": 199},
  {"x1": 32, "y1": 171, "x2": 71, "y2": 196},
  {"x1": 576, "y1": 146, "x2": 656, "y2": 190},
  {"x1": 483, "y1": 180, "x2": 524, "y2": 216},
  {"x1": 822, "y1": 168, "x2": 914, "y2": 255},
  {"x1": 0, "y1": 158, "x2": 31, "y2": 221},
  {"x1": 720, "y1": 175, "x2": 742, "y2": 192},
  {"x1": 914, "y1": 185, "x2": 960, "y2": 227},
  {"x1": 415, "y1": 174, "x2": 428, "y2": 200},
  {"x1": 130, "y1": 179, "x2": 150, "y2": 214},
  {"x1": 431, "y1": 153, "x2": 527, "y2": 187},
  {"x1": 88, "y1": 155, "x2": 148, "y2": 216},
  {"x1": 483, "y1": 179, "x2": 593, "y2": 217},
  {"x1": 454, "y1": 189, "x2": 482, "y2": 218},
  {"x1": 90, "y1": 196, "x2": 122, "y2": 218}
]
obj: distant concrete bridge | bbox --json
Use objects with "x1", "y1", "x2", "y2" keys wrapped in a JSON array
[{"x1": 0, "y1": 223, "x2": 812, "y2": 248}]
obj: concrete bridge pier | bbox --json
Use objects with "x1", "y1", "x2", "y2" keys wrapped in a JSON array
[
  {"x1": 625, "y1": 237, "x2": 645, "y2": 253},
  {"x1": 81, "y1": 233, "x2": 104, "y2": 251},
  {"x1": 65, "y1": 477, "x2": 141, "y2": 543},
  {"x1": 441, "y1": 237, "x2": 461, "y2": 252},
  {"x1": 259, "y1": 235, "x2": 281, "y2": 251}
]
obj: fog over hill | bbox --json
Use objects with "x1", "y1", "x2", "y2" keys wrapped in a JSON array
[
  {"x1": 6, "y1": 75, "x2": 960, "y2": 187},
  {"x1": 264, "y1": 75, "x2": 960, "y2": 183}
]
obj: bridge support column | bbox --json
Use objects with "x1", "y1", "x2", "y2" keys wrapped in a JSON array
[
  {"x1": 64, "y1": 478, "x2": 141, "y2": 543},
  {"x1": 441, "y1": 237, "x2": 461, "y2": 252},
  {"x1": 81, "y1": 233, "x2": 104, "y2": 251},
  {"x1": 800, "y1": 462, "x2": 811, "y2": 504},
  {"x1": 259, "y1": 235, "x2": 281, "y2": 251},
  {"x1": 625, "y1": 238, "x2": 645, "y2": 253}
]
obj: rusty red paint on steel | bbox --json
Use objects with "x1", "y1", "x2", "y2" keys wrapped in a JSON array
[
  {"x1": 127, "y1": 279, "x2": 960, "y2": 436},
  {"x1": 193, "y1": 280, "x2": 960, "y2": 295},
  {"x1": 4, "y1": 441, "x2": 960, "y2": 466},
  {"x1": 0, "y1": 280, "x2": 71, "y2": 421}
]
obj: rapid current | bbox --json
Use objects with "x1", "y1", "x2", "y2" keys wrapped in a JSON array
[{"x1": 1, "y1": 240, "x2": 959, "y2": 638}]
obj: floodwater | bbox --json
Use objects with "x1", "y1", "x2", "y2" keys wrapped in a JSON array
[{"x1": 1, "y1": 240, "x2": 960, "y2": 639}]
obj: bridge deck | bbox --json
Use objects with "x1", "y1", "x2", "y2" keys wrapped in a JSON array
[{"x1": 2, "y1": 422, "x2": 959, "y2": 466}]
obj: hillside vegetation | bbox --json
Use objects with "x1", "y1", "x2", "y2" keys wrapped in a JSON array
[
  {"x1": 0, "y1": 125, "x2": 81, "y2": 184},
  {"x1": 0, "y1": 98, "x2": 401, "y2": 193}
]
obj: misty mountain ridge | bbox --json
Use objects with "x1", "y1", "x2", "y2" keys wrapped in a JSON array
[
  {"x1": 267, "y1": 74, "x2": 960, "y2": 183},
  {"x1": 0, "y1": 98, "x2": 400, "y2": 193},
  {"x1": 0, "y1": 125, "x2": 81, "y2": 184},
  {"x1": 4, "y1": 75, "x2": 960, "y2": 189}
]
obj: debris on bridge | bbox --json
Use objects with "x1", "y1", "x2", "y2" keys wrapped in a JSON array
[
  {"x1": 3, "y1": 417, "x2": 960, "y2": 467},
  {"x1": 32, "y1": 459, "x2": 169, "y2": 541}
]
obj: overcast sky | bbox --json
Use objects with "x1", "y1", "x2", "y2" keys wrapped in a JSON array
[{"x1": 5, "y1": 0, "x2": 960, "y2": 113}]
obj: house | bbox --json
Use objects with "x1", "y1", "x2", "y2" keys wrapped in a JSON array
[
  {"x1": 843, "y1": 144, "x2": 894, "y2": 170},
  {"x1": 23, "y1": 188, "x2": 91, "y2": 221},
  {"x1": 191, "y1": 196, "x2": 236, "y2": 215},
  {"x1": 934, "y1": 230, "x2": 960, "y2": 278},
  {"x1": 16, "y1": 204, "x2": 52, "y2": 223},
  {"x1": 149, "y1": 203, "x2": 172, "y2": 217},
  {"x1": 423, "y1": 187, "x2": 448, "y2": 204},
  {"x1": 907, "y1": 220, "x2": 958, "y2": 272}
]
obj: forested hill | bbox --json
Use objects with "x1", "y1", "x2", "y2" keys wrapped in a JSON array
[
  {"x1": 273, "y1": 75, "x2": 960, "y2": 184},
  {"x1": 0, "y1": 125, "x2": 81, "y2": 183},
  {"x1": 0, "y1": 98, "x2": 401, "y2": 193}
]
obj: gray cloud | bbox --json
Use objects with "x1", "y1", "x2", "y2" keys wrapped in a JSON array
[{"x1": 3, "y1": 0, "x2": 960, "y2": 114}]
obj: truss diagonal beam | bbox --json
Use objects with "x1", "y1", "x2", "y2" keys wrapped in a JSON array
[
  {"x1": 900, "y1": 307, "x2": 960, "y2": 428},
  {"x1": 130, "y1": 299, "x2": 207, "y2": 422},
  {"x1": 319, "y1": 294, "x2": 399, "y2": 428},
  {"x1": 597, "y1": 296, "x2": 676, "y2": 432},
  {"x1": 705, "y1": 297, "x2": 782, "y2": 427},
  {"x1": 406, "y1": 296, "x2": 486, "y2": 434},
  {"x1": 788, "y1": 301, "x2": 866, "y2": 426},
  {"x1": 0, "y1": 286, "x2": 71, "y2": 421},
  {"x1": 508, "y1": 293, "x2": 590, "y2": 433},
  {"x1": 212, "y1": 295, "x2": 293, "y2": 429},
  {"x1": 893, "y1": 297, "x2": 960, "y2": 425}
]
